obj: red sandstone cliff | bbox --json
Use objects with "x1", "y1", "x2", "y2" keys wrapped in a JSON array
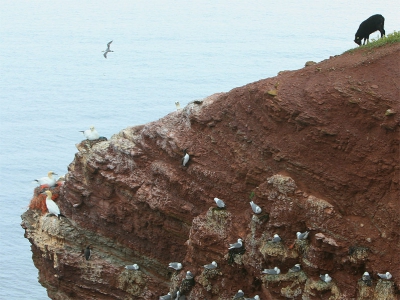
[{"x1": 22, "y1": 43, "x2": 399, "y2": 300}]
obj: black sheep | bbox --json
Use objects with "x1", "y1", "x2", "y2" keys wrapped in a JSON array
[{"x1": 354, "y1": 14, "x2": 385, "y2": 46}]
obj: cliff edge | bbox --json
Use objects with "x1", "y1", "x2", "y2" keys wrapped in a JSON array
[{"x1": 22, "y1": 43, "x2": 400, "y2": 299}]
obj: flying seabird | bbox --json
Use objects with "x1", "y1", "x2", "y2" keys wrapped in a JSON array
[
  {"x1": 296, "y1": 231, "x2": 309, "y2": 240},
  {"x1": 35, "y1": 171, "x2": 57, "y2": 187},
  {"x1": 233, "y1": 289, "x2": 244, "y2": 299},
  {"x1": 80, "y1": 125, "x2": 99, "y2": 141},
  {"x1": 168, "y1": 262, "x2": 182, "y2": 271},
  {"x1": 262, "y1": 267, "x2": 281, "y2": 275},
  {"x1": 362, "y1": 272, "x2": 372, "y2": 286},
  {"x1": 204, "y1": 261, "x2": 218, "y2": 269},
  {"x1": 125, "y1": 264, "x2": 139, "y2": 270},
  {"x1": 272, "y1": 234, "x2": 281, "y2": 243},
  {"x1": 182, "y1": 149, "x2": 189, "y2": 166},
  {"x1": 320, "y1": 274, "x2": 332, "y2": 283},
  {"x1": 84, "y1": 246, "x2": 91, "y2": 261},
  {"x1": 175, "y1": 101, "x2": 181, "y2": 110},
  {"x1": 229, "y1": 238, "x2": 243, "y2": 250},
  {"x1": 102, "y1": 40, "x2": 113, "y2": 58},
  {"x1": 214, "y1": 198, "x2": 226, "y2": 208},
  {"x1": 377, "y1": 272, "x2": 392, "y2": 280},
  {"x1": 159, "y1": 292, "x2": 172, "y2": 300},
  {"x1": 244, "y1": 296, "x2": 260, "y2": 300},
  {"x1": 249, "y1": 201, "x2": 262, "y2": 214},
  {"x1": 42, "y1": 190, "x2": 65, "y2": 219},
  {"x1": 289, "y1": 264, "x2": 301, "y2": 273}
]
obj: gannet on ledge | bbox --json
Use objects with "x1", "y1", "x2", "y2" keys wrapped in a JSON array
[
  {"x1": 42, "y1": 190, "x2": 66, "y2": 219},
  {"x1": 34, "y1": 171, "x2": 57, "y2": 187}
]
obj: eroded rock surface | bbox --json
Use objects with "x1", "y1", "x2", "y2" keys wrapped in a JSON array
[{"x1": 22, "y1": 44, "x2": 399, "y2": 299}]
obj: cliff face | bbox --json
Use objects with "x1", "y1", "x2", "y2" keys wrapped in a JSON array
[{"x1": 22, "y1": 44, "x2": 399, "y2": 300}]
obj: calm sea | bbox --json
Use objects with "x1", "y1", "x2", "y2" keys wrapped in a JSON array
[{"x1": 0, "y1": 1, "x2": 398, "y2": 298}]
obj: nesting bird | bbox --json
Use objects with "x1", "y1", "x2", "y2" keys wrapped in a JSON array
[
  {"x1": 168, "y1": 262, "x2": 183, "y2": 271},
  {"x1": 35, "y1": 171, "x2": 57, "y2": 187},
  {"x1": 159, "y1": 292, "x2": 172, "y2": 300},
  {"x1": 186, "y1": 270, "x2": 194, "y2": 280},
  {"x1": 233, "y1": 289, "x2": 245, "y2": 299},
  {"x1": 125, "y1": 264, "x2": 139, "y2": 270},
  {"x1": 271, "y1": 234, "x2": 281, "y2": 243},
  {"x1": 289, "y1": 264, "x2": 301, "y2": 273},
  {"x1": 214, "y1": 197, "x2": 226, "y2": 209},
  {"x1": 229, "y1": 238, "x2": 243, "y2": 250},
  {"x1": 42, "y1": 190, "x2": 65, "y2": 219},
  {"x1": 377, "y1": 272, "x2": 392, "y2": 280},
  {"x1": 320, "y1": 274, "x2": 332, "y2": 283},
  {"x1": 362, "y1": 272, "x2": 372, "y2": 286},
  {"x1": 84, "y1": 246, "x2": 92, "y2": 261},
  {"x1": 249, "y1": 201, "x2": 262, "y2": 214},
  {"x1": 182, "y1": 149, "x2": 190, "y2": 166},
  {"x1": 204, "y1": 261, "x2": 218, "y2": 269},
  {"x1": 103, "y1": 40, "x2": 113, "y2": 58},
  {"x1": 262, "y1": 267, "x2": 281, "y2": 275},
  {"x1": 296, "y1": 231, "x2": 309, "y2": 240},
  {"x1": 80, "y1": 126, "x2": 100, "y2": 140},
  {"x1": 244, "y1": 296, "x2": 260, "y2": 300}
]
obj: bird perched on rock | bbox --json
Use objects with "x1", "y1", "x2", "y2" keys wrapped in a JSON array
[
  {"x1": 377, "y1": 272, "x2": 392, "y2": 280},
  {"x1": 361, "y1": 272, "x2": 372, "y2": 286},
  {"x1": 103, "y1": 40, "x2": 113, "y2": 58},
  {"x1": 249, "y1": 201, "x2": 261, "y2": 214},
  {"x1": 168, "y1": 262, "x2": 182, "y2": 271},
  {"x1": 289, "y1": 264, "x2": 301, "y2": 273},
  {"x1": 204, "y1": 261, "x2": 217, "y2": 269},
  {"x1": 229, "y1": 238, "x2": 243, "y2": 250},
  {"x1": 214, "y1": 197, "x2": 226, "y2": 209},
  {"x1": 186, "y1": 270, "x2": 194, "y2": 280},
  {"x1": 80, "y1": 125, "x2": 100, "y2": 140},
  {"x1": 125, "y1": 264, "x2": 139, "y2": 270},
  {"x1": 175, "y1": 101, "x2": 181, "y2": 110},
  {"x1": 42, "y1": 190, "x2": 65, "y2": 219},
  {"x1": 296, "y1": 231, "x2": 309, "y2": 240},
  {"x1": 233, "y1": 289, "x2": 245, "y2": 299},
  {"x1": 244, "y1": 295, "x2": 260, "y2": 300},
  {"x1": 320, "y1": 274, "x2": 332, "y2": 283},
  {"x1": 262, "y1": 267, "x2": 281, "y2": 275},
  {"x1": 84, "y1": 246, "x2": 91, "y2": 261},
  {"x1": 159, "y1": 292, "x2": 172, "y2": 300},
  {"x1": 182, "y1": 149, "x2": 190, "y2": 166},
  {"x1": 272, "y1": 234, "x2": 281, "y2": 243},
  {"x1": 35, "y1": 171, "x2": 57, "y2": 187}
]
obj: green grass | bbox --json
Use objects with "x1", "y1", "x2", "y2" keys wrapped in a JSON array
[{"x1": 345, "y1": 31, "x2": 400, "y2": 53}]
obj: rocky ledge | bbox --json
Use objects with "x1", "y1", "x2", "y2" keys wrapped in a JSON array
[{"x1": 22, "y1": 43, "x2": 399, "y2": 299}]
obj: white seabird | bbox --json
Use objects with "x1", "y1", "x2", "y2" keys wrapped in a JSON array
[
  {"x1": 168, "y1": 262, "x2": 182, "y2": 271},
  {"x1": 80, "y1": 125, "x2": 99, "y2": 140},
  {"x1": 186, "y1": 270, "x2": 194, "y2": 280},
  {"x1": 102, "y1": 40, "x2": 113, "y2": 58},
  {"x1": 320, "y1": 274, "x2": 332, "y2": 283},
  {"x1": 182, "y1": 149, "x2": 189, "y2": 166},
  {"x1": 214, "y1": 197, "x2": 226, "y2": 208},
  {"x1": 175, "y1": 101, "x2": 181, "y2": 110},
  {"x1": 289, "y1": 264, "x2": 301, "y2": 273},
  {"x1": 84, "y1": 246, "x2": 91, "y2": 261},
  {"x1": 249, "y1": 201, "x2": 262, "y2": 214},
  {"x1": 262, "y1": 267, "x2": 281, "y2": 275},
  {"x1": 159, "y1": 292, "x2": 172, "y2": 300},
  {"x1": 204, "y1": 261, "x2": 217, "y2": 269},
  {"x1": 377, "y1": 272, "x2": 392, "y2": 280},
  {"x1": 229, "y1": 238, "x2": 243, "y2": 250},
  {"x1": 245, "y1": 296, "x2": 260, "y2": 300},
  {"x1": 42, "y1": 190, "x2": 65, "y2": 219},
  {"x1": 233, "y1": 289, "x2": 244, "y2": 299},
  {"x1": 296, "y1": 231, "x2": 309, "y2": 240},
  {"x1": 125, "y1": 264, "x2": 139, "y2": 270},
  {"x1": 272, "y1": 234, "x2": 281, "y2": 243},
  {"x1": 35, "y1": 171, "x2": 57, "y2": 187}
]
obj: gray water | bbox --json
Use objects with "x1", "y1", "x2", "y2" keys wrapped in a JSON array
[{"x1": 0, "y1": 1, "x2": 398, "y2": 298}]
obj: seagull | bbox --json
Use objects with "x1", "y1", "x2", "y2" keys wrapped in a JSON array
[
  {"x1": 204, "y1": 261, "x2": 218, "y2": 269},
  {"x1": 249, "y1": 201, "x2": 262, "y2": 214},
  {"x1": 233, "y1": 289, "x2": 244, "y2": 299},
  {"x1": 80, "y1": 126, "x2": 100, "y2": 140},
  {"x1": 84, "y1": 246, "x2": 91, "y2": 261},
  {"x1": 262, "y1": 267, "x2": 281, "y2": 275},
  {"x1": 244, "y1": 296, "x2": 260, "y2": 300},
  {"x1": 377, "y1": 272, "x2": 392, "y2": 280},
  {"x1": 362, "y1": 272, "x2": 372, "y2": 286},
  {"x1": 229, "y1": 238, "x2": 243, "y2": 250},
  {"x1": 289, "y1": 264, "x2": 301, "y2": 273},
  {"x1": 185, "y1": 271, "x2": 194, "y2": 280},
  {"x1": 175, "y1": 101, "x2": 181, "y2": 110},
  {"x1": 168, "y1": 262, "x2": 182, "y2": 271},
  {"x1": 182, "y1": 149, "x2": 190, "y2": 166},
  {"x1": 103, "y1": 40, "x2": 113, "y2": 58},
  {"x1": 159, "y1": 292, "x2": 172, "y2": 300},
  {"x1": 34, "y1": 171, "x2": 57, "y2": 187},
  {"x1": 320, "y1": 274, "x2": 332, "y2": 283},
  {"x1": 296, "y1": 231, "x2": 309, "y2": 240},
  {"x1": 125, "y1": 264, "x2": 139, "y2": 270},
  {"x1": 272, "y1": 234, "x2": 281, "y2": 243},
  {"x1": 42, "y1": 190, "x2": 65, "y2": 219},
  {"x1": 214, "y1": 198, "x2": 226, "y2": 208}
]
